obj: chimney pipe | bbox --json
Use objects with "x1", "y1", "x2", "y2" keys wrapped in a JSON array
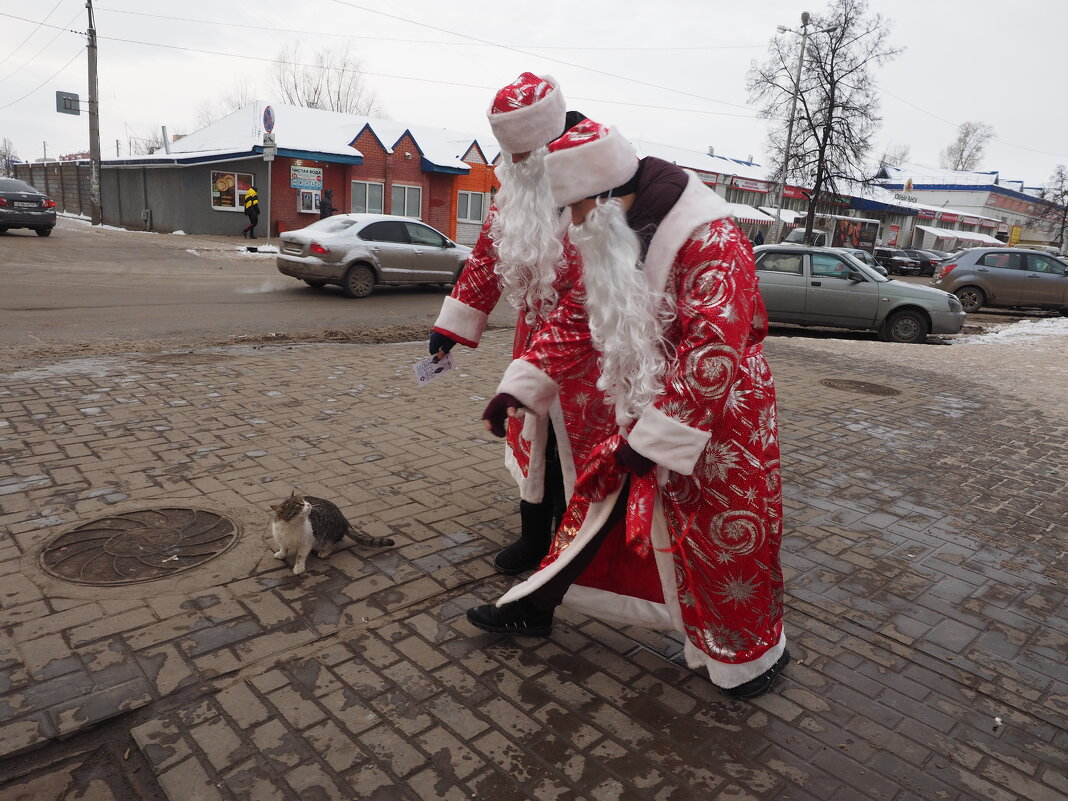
[{"x1": 707, "y1": 146, "x2": 715, "y2": 157}]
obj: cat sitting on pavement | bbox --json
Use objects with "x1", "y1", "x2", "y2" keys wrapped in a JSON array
[{"x1": 268, "y1": 492, "x2": 394, "y2": 575}]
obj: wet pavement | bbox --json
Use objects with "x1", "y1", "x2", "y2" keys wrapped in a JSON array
[{"x1": 0, "y1": 331, "x2": 1065, "y2": 800}]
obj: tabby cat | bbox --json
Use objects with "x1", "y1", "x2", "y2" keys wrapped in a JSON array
[{"x1": 269, "y1": 492, "x2": 394, "y2": 575}]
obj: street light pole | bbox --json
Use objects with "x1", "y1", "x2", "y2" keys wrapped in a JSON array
[{"x1": 769, "y1": 11, "x2": 810, "y2": 244}]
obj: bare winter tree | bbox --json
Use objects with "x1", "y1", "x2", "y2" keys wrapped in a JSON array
[
  {"x1": 0, "y1": 137, "x2": 18, "y2": 176},
  {"x1": 878, "y1": 143, "x2": 910, "y2": 169},
  {"x1": 747, "y1": 0, "x2": 900, "y2": 243},
  {"x1": 273, "y1": 44, "x2": 381, "y2": 116},
  {"x1": 1029, "y1": 164, "x2": 1068, "y2": 249},
  {"x1": 939, "y1": 121, "x2": 994, "y2": 171},
  {"x1": 195, "y1": 79, "x2": 259, "y2": 128},
  {"x1": 129, "y1": 130, "x2": 165, "y2": 156}
]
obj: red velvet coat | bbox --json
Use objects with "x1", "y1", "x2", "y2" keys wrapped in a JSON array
[
  {"x1": 496, "y1": 176, "x2": 786, "y2": 688},
  {"x1": 433, "y1": 207, "x2": 614, "y2": 503}
]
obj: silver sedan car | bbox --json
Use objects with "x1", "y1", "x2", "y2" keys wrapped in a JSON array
[
  {"x1": 754, "y1": 245, "x2": 966, "y2": 343},
  {"x1": 277, "y1": 214, "x2": 472, "y2": 298}
]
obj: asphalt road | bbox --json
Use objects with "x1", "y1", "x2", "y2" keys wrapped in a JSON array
[
  {"x1": 0, "y1": 217, "x2": 516, "y2": 357},
  {"x1": 0, "y1": 217, "x2": 1050, "y2": 363}
]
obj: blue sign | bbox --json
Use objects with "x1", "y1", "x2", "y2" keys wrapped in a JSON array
[{"x1": 263, "y1": 105, "x2": 275, "y2": 133}]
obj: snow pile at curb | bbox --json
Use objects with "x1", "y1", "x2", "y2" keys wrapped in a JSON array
[{"x1": 957, "y1": 317, "x2": 1068, "y2": 344}]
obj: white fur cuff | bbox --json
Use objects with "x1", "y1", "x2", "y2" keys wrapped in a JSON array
[
  {"x1": 628, "y1": 405, "x2": 711, "y2": 476},
  {"x1": 497, "y1": 359, "x2": 559, "y2": 417},
  {"x1": 434, "y1": 296, "x2": 488, "y2": 347},
  {"x1": 487, "y1": 75, "x2": 566, "y2": 155}
]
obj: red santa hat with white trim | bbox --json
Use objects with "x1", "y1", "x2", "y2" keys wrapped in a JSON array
[
  {"x1": 545, "y1": 119, "x2": 640, "y2": 207},
  {"x1": 487, "y1": 72, "x2": 566, "y2": 155}
]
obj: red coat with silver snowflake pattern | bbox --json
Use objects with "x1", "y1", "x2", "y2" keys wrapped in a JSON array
[
  {"x1": 497, "y1": 176, "x2": 785, "y2": 687},
  {"x1": 432, "y1": 207, "x2": 615, "y2": 503}
]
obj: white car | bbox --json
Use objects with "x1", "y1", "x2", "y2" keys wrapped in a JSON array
[{"x1": 277, "y1": 214, "x2": 472, "y2": 298}]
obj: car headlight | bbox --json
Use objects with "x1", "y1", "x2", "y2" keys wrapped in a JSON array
[{"x1": 947, "y1": 295, "x2": 963, "y2": 313}]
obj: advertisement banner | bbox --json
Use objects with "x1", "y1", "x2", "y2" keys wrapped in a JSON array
[
  {"x1": 887, "y1": 224, "x2": 900, "y2": 245},
  {"x1": 938, "y1": 212, "x2": 958, "y2": 223},
  {"x1": 783, "y1": 185, "x2": 807, "y2": 199},
  {"x1": 290, "y1": 166, "x2": 323, "y2": 190},
  {"x1": 1009, "y1": 226, "x2": 1022, "y2": 246},
  {"x1": 732, "y1": 177, "x2": 771, "y2": 193}
]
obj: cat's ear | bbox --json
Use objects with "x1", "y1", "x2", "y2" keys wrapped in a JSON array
[{"x1": 269, "y1": 503, "x2": 281, "y2": 513}]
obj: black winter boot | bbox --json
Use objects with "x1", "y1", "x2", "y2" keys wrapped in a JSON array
[
  {"x1": 721, "y1": 650, "x2": 791, "y2": 700},
  {"x1": 466, "y1": 596, "x2": 553, "y2": 637},
  {"x1": 493, "y1": 500, "x2": 554, "y2": 574}
]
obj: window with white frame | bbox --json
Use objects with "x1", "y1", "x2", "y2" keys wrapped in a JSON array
[
  {"x1": 457, "y1": 191, "x2": 485, "y2": 223},
  {"x1": 351, "y1": 180, "x2": 384, "y2": 214},
  {"x1": 299, "y1": 189, "x2": 320, "y2": 214},
  {"x1": 391, "y1": 184, "x2": 422, "y2": 218},
  {"x1": 210, "y1": 171, "x2": 255, "y2": 211}
]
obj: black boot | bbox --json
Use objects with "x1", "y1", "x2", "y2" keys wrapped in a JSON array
[
  {"x1": 722, "y1": 650, "x2": 791, "y2": 700},
  {"x1": 493, "y1": 500, "x2": 554, "y2": 574},
  {"x1": 466, "y1": 596, "x2": 553, "y2": 637}
]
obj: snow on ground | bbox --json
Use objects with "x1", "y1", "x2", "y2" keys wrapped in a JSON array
[{"x1": 955, "y1": 317, "x2": 1068, "y2": 344}]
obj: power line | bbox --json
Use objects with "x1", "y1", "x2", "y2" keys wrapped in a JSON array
[
  {"x1": 0, "y1": 47, "x2": 85, "y2": 111},
  {"x1": 327, "y1": 0, "x2": 756, "y2": 113},
  {"x1": 0, "y1": 7, "x2": 85, "y2": 86},
  {"x1": 0, "y1": 0, "x2": 65, "y2": 69},
  {"x1": 93, "y1": 6, "x2": 764, "y2": 51}
]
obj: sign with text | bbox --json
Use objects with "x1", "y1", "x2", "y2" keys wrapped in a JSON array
[
  {"x1": 732, "y1": 177, "x2": 771, "y2": 193},
  {"x1": 290, "y1": 166, "x2": 323, "y2": 190},
  {"x1": 783, "y1": 185, "x2": 807, "y2": 199},
  {"x1": 887, "y1": 224, "x2": 900, "y2": 245},
  {"x1": 938, "y1": 212, "x2": 959, "y2": 223}
]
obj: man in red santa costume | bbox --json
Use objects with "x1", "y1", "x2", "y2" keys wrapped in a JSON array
[
  {"x1": 469, "y1": 119, "x2": 789, "y2": 700},
  {"x1": 429, "y1": 74, "x2": 612, "y2": 575}
]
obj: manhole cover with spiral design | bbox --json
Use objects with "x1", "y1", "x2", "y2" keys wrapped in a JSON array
[
  {"x1": 820, "y1": 379, "x2": 901, "y2": 397},
  {"x1": 40, "y1": 508, "x2": 240, "y2": 585}
]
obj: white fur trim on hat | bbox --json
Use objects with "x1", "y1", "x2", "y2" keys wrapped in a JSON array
[
  {"x1": 546, "y1": 127, "x2": 639, "y2": 207},
  {"x1": 487, "y1": 75, "x2": 566, "y2": 155}
]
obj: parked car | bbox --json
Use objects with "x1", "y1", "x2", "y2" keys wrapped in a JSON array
[
  {"x1": 754, "y1": 245, "x2": 966, "y2": 343},
  {"x1": 924, "y1": 249, "x2": 952, "y2": 261},
  {"x1": 835, "y1": 247, "x2": 888, "y2": 276},
  {"x1": 930, "y1": 247, "x2": 1068, "y2": 314},
  {"x1": 900, "y1": 248, "x2": 943, "y2": 277},
  {"x1": 873, "y1": 246, "x2": 922, "y2": 276},
  {"x1": 276, "y1": 214, "x2": 472, "y2": 298},
  {"x1": 0, "y1": 177, "x2": 57, "y2": 237}
]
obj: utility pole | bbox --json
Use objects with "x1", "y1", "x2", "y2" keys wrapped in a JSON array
[{"x1": 87, "y1": 0, "x2": 102, "y2": 225}]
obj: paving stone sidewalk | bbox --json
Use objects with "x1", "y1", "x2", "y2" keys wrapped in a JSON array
[{"x1": 0, "y1": 331, "x2": 1064, "y2": 801}]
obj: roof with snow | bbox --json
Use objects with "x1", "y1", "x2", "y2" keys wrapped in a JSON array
[
  {"x1": 632, "y1": 138, "x2": 769, "y2": 182},
  {"x1": 876, "y1": 162, "x2": 1043, "y2": 200},
  {"x1": 134, "y1": 101, "x2": 494, "y2": 173}
]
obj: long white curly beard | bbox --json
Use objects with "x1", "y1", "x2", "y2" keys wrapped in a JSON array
[
  {"x1": 570, "y1": 199, "x2": 674, "y2": 422},
  {"x1": 490, "y1": 148, "x2": 563, "y2": 325}
]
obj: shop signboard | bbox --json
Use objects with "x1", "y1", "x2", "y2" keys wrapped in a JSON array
[
  {"x1": 980, "y1": 218, "x2": 997, "y2": 228},
  {"x1": 918, "y1": 209, "x2": 937, "y2": 220},
  {"x1": 290, "y1": 166, "x2": 323, "y2": 190},
  {"x1": 961, "y1": 216, "x2": 980, "y2": 226},
  {"x1": 783, "y1": 185, "x2": 807, "y2": 199},
  {"x1": 938, "y1": 212, "x2": 959, "y2": 223},
  {"x1": 732, "y1": 177, "x2": 770, "y2": 193}
]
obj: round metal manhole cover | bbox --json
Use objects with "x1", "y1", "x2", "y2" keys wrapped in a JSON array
[
  {"x1": 40, "y1": 508, "x2": 240, "y2": 586},
  {"x1": 820, "y1": 379, "x2": 901, "y2": 397}
]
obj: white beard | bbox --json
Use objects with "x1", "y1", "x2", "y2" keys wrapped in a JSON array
[
  {"x1": 490, "y1": 148, "x2": 563, "y2": 325},
  {"x1": 570, "y1": 199, "x2": 674, "y2": 422}
]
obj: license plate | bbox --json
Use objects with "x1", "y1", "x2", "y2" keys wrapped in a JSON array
[{"x1": 14, "y1": 201, "x2": 38, "y2": 208}]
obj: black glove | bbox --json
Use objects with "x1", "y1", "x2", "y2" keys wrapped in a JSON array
[
  {"x1": 482, "y1": 393, "x2": 524, "y2": 438},
  {"x1": 428, "y1": 332, "x2": 457, "y2": 361},
  {"x1": 615, "y1": 442, "x2": 655, "y2": 477}
]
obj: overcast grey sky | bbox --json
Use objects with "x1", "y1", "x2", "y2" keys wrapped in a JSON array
[{"x1": 1, "y1": 0, "x2": 1064, "y2": 186}]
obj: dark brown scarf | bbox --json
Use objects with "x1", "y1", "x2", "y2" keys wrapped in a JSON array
[{"x1": 625, "y1": 157, "x2": 689, "y2": 259}]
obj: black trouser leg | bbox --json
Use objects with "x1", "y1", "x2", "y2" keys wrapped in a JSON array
[
  {"x1": 494, "y1": 421, "x2": 565, "y2": 574},
  {"x1": 528, "y1": 476, "x2": 630, "y2": 611}
]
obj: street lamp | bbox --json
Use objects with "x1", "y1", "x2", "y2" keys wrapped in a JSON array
[{"x1": 768, "y1": 12, "x2": 837, "y2": 243}]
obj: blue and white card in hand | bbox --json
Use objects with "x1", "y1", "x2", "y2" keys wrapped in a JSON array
[{"x1": 414, "y1": 353, "x2": 455, "y2": 386}]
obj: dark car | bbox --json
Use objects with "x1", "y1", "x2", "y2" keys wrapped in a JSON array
[
  {"x1": 873, "y1": 246, "x2": 921, "y2": 276},
  {"x1": 900, "y1": 248, "x2": 943, "y2": 277},
  {"x1": 754, "y1": 245, "x2": 965, "y2": 343},
  {"x1": 835, "y1": 247, "x2": 888, "y2": 276},
  {"x1": 930, "y1": 247, "x2": 1068, "y2": 314},
  {"x1": 0, "y1": 178, "x2": 57, "y2": 236}
]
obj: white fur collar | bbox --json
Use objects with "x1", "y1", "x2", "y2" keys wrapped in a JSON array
[{"x1": 642, "y1": 172, "x2": 732, "y2": 295}]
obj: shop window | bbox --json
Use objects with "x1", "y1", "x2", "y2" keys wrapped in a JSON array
[
  {"x1": 299, "y1": 189, "x2": 320, "y2": 214},
  {"x1": 391, "y1": 185, "x2": 422, "y2": 218},
  {"x1": 351, "y1": 181, "x2": 384, "y2": 214},
  {"x1": 211, "y1": 171, "x2": 255, "y2": 211},
  {"x1": 457, "y1": 191, "x2": 485, "y2": 223}
]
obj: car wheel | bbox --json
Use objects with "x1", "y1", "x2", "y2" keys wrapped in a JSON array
[
  {"x1": 880, "y1": 309, "x2": 930, "y2": 344},
  {"x1": 342, "y1": 264, "x2": 374, "y2": 298},
  {"x1": 954, "y1": 286, "x2": 985, "y2": 313},
  {"x1": 0, "y1": 226, "x2": 8, "y2": 233},
  {"x1": 35, "y1": 227, "x2": 53, "y2": 237},
  {"x1": 303, "y1": 279, "x2": 327, "y2": 288}
]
